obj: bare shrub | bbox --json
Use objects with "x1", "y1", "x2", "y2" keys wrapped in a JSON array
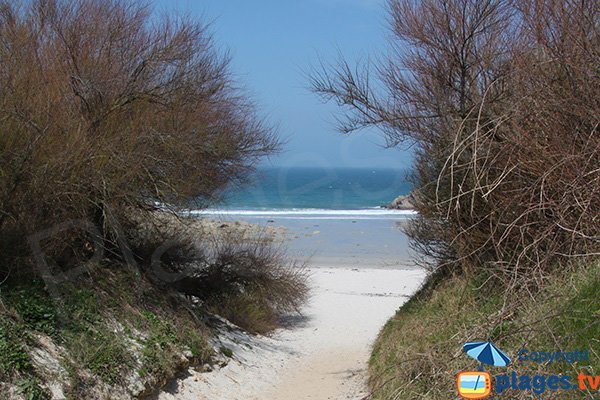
[
  {"x1": 0, "y1": 0, "x2": 278, "y2": 272},
  {"x1": 201, "y1": 230, "x2": 308, "y2": 313},
  {"x1": 311, "y1": 0, "x2": 599, "y2": 281},
  {"x1": 125, "y1": 211, "x2": 308, "y2": 333}
]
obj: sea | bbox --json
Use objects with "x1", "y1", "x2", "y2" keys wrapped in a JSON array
[
  {"x1": 205, "y1": 166, "x2": 412, "y2": 213},
  {"x1": 193, "y1": 167, "x2": 417, "y2": 268}
]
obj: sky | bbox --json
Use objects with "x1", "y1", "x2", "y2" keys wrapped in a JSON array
[{"x1": 154, "y1": 0, "x2": 413, "y2": 169}]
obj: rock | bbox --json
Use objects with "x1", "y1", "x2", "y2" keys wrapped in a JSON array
[
  {"x1": 126, "y1": 378, "x2": 146, "y2": 398},
  {"x1": 46, "y1": 382, "x2": 67, "y2": 400},
  {"x1": 386, "y1": 194, "x2": 414, "y2": 210}
]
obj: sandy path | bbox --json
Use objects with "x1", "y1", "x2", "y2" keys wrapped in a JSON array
[{"x1": 156, "y1": 267, "x2": 426, "y2": 400}]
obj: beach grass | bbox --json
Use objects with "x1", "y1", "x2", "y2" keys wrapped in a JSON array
[{"x1": 369, "y1": 261, "x2": 599, "y2": 399}]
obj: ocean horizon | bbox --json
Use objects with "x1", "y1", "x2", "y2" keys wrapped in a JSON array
[{"x1": 200, "y1": 167, "x2": 413, "y2": 218}]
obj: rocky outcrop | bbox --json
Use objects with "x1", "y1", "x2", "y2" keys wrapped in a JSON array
[{"x1": 386, "y1": 194, "x2": 415, "y2": 210}]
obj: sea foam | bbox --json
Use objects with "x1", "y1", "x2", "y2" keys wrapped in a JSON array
[{"x1": 185, "y1": 208, "x2": 416, "y2": 220}]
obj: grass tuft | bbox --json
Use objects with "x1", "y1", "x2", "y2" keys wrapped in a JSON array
[{"x1": 219, "y1": 346, "x2": 233, "y2": 358}]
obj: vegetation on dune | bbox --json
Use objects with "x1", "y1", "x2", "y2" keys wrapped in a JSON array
[
  {"x1": 369, "y1": 262, "x2": 599, "y2": 399},
  {"x1": 0, "y1": 216, "x2": 307, "y2": 398},
  {"x1": 0, "y1": 0, "x2": 280, "y2": 280},
  {"x1": 0, "y1": 0, "x2": 307, "y2": 397},
  {"x1": 124, "y1": 212, "x2": 308, "y2": 334},
  {"x1": 0, "y1": 264, "x2": 212, "y2": 399},
  {"x1": 313, "y1": 0, "x2": 599, "y2": 398},
  {"x1": 0, "y1": 221, "x2": 306, "y2": 397},
  {"x1": 0, "y1": 0, "x2": 278, "y2": 254}
]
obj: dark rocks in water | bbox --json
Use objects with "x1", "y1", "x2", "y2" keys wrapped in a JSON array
[{"x1": 386, "y1": 193, "x2": 415, "y2": 210}]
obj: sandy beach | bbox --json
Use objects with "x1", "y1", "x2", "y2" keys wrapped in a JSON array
[
  {"x1": 156, "y1": 266, "x2": 425, "y2": 400},
  {"x1": 154, "y1": 213, "x2": 425, "y2": 400}
]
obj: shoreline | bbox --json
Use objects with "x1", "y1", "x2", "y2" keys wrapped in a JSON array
[
  {"x1": 204, "y1": 213, "x2": 417, "y2": 272},
  {"x1": 156, "y1": 266, "x2": 426, "y2": 400}
]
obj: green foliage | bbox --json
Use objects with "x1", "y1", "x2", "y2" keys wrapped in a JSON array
[
  {"x1": 0, "y1": 315, "x2": 48, "y2": 397},
  {"x1": 551, "y1": 270, "x2": 600, "y2": 362},
  {"x1": 0, "y1": 248, "x2": 218, "y2": 396},
  {"x1": 189, "y1": 339, "x2": 208, "y2": 359},
  {"x1": 4, "y1": 281, "x2": 57, "y2": 337},
  {"x1": 16, "y1": 377, "x2": 50, "y2": 400},
  {"x1": 489, "y1": 321, "x2": 514, "y2": 342},
  {"x1": 2, "y1": 277, "x2": 131, "y2": 385},
  {"x1": 67, "y1": 327, "x2": 132, "y2": 385},
  {"x1": 61, "y1": 287, "x2": 102, "y2": 328},
  {"x1": 219, "y1": 346, "x2": 233, "y2": 358},
  {"x1": 142, "y1": 311, "x2": 178, "y2": 347},
  {"x1": 182, "y1": 327, "x2": 210, "y2": 359},
  {"x1": 0, "y1": 317, "x2": 32, "y2": 375},
  {"x1": 137, "y1": 311, "x2": 180, "y2": 378}
]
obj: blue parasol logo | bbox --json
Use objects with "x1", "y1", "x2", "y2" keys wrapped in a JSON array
[{"x1": 463, "y1": 341, "x2": 511, "y2": 368}]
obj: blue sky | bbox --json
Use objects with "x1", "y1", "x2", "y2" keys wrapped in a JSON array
[{"x1": 155, "y1": 0, "x2": 412, "y2": 169}]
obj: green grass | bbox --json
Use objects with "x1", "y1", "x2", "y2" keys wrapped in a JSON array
[
  {"x1": 0, "y1": 309, "x2": 51, "y2": 399},
  {"x1": 369, "y1": 262, "x2": 599, "y2": 399},
  {"x1": 66, "y1": 327, "x2": 133, "y2": 385},
  {"x1": 0, "y1": 316, "x2": 32, "y2": 376},
  {"x1": 0, "y1": 265, "x2": 212, "y2": 397},
  {"x1": 0, "y1": 212, "x2": 305, "y2": 398},
  {"x1": 3, "y1": 281, "x2": 58, "y2": 337},
  {"x1": 219, "y1": 346, "x2": 233, "y2": 358},
  {"x1": 135, "y1": 309, "x2": 210, "y2": 379},
  {"x1": 137, "y1": 310, "x2": 181, "y2": 379},
  {"x1": 16, "y1": 377, "x2": 50, "y2": 400}
]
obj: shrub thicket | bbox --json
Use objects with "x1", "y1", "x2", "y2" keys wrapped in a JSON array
[
  {"x1": 124, "y1": 211, "x2": 309, "y2": 334},
  {"x1": 312, "y1": 0, "x2": 599, "y2": 281},
  {"x1": 0, "y1": 0, "x2": 278, "y2": 272}
]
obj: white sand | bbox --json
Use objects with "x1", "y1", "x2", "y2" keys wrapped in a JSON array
[{"x1": 156, "y1": 267, "x2": 426, "y2": 400}]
